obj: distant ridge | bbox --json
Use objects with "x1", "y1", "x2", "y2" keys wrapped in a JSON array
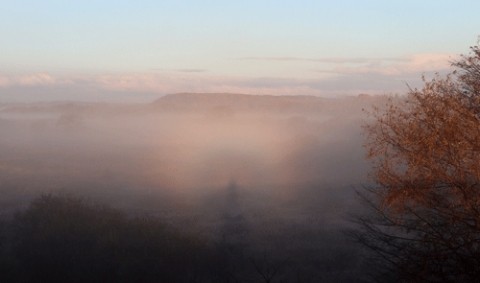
[
  {"x1": 151, "y1": 92, "x2": 333, "y2": 113},
  {"x1": 0, "y1": 92, "x2": 379, "y2": 116}
]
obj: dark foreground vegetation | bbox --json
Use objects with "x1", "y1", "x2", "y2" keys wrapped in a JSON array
[
  {"x1": 0, "y1": 195, "x2": 209, "y2": 283},
  {"x1": 0, "y1": 194, "x2": 364, "y2": 283}
]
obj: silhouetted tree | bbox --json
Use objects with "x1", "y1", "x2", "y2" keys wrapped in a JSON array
[{"x1": 354, "y1": 44, "x2": 480, "y2": 282}]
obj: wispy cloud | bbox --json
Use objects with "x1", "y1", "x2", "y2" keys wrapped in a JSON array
[
  {"x1": 0, "y1": 73, "x2": 58, "y2": 87},
  {"x1": 0, "y1": 72, "x2": 411, "y2": 100},
  {"x1": 0, "y1": 52, "x2": 458, "y2": 101},
  {"x1": 241, "y1": 53, "x2": 456, "y2": 76},
  {"x1": 238, "y1": 56, "x2": 407, "y2": 64},
  {"x1": 174, "y1": 68, "x2": 207, "y2": 73},
  {"x1": 151, "y1": 68, "x2": 208, "y2": 73}
]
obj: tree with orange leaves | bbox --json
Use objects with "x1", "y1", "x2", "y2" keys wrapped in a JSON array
[{"x1": 354, "y1": 44, "x2": 480, "y2": 282}]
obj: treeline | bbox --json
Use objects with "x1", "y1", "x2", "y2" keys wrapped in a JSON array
[
  {"x1": 0, "y1": 195, "x2": 213, "y2": 282},
  {"x1": 0, "y1": 194, "x2": 362, "y2": 283}
]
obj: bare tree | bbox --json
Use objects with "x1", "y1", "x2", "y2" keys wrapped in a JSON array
[
  {"x1": 354, "y1": 44, "x2": 480, "y2": 282},
  {"x1": 251, "y1": 251, "x2": 290, "y2": 283}
]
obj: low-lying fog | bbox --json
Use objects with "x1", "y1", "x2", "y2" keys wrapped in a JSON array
[{"x1": 0, "y1": 93, "x2": 382, "y2": 281}]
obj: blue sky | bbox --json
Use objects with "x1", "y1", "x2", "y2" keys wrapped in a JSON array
[{"x1": 1, "y1": 1, "x2": 479, "y2": 101}]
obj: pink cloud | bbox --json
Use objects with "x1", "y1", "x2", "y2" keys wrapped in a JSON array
[
  {"x1": 0, "y1": 52, "x2": 460, "y2": 100},
  {"x1": 0, "y1": 73, "x2": 58, "y2": 87},
  {"x1": 321, "y1": 53, "x2": 456, "y2": 76},
  {"x1": 407, "y1": 53, "x2": 453, "y2": 72},
  {"x1": 16, "y1": 73, "x2": 57, "y2": 86},
  {"x1": 0, "y1": 75, "x2": 10, "y2": 87}
]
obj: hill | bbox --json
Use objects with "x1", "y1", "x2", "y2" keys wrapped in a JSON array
[{"x1": 150, "y1": 92, "x2": 376, "y2": 115}]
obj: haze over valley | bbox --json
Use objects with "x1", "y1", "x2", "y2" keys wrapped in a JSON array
[
  {"x1": 1, "y1": 1, "x2": 477, "y2": 281},
  {"x1": 0, "y1": 93, "x2": 379, "y2": 281}
]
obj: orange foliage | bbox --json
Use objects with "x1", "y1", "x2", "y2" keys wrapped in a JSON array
[{"x1": 366, "y1": 46, "x2": 480, "y2": 220}]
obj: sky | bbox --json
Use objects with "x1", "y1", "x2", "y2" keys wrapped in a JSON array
[{"x1": 0, "y1": 0, "x2": 479, "y2": 102}]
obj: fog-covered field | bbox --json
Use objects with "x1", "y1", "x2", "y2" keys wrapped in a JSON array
[{"x1": 0, "y1": 93, "x2": 381, "y2": 282}]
